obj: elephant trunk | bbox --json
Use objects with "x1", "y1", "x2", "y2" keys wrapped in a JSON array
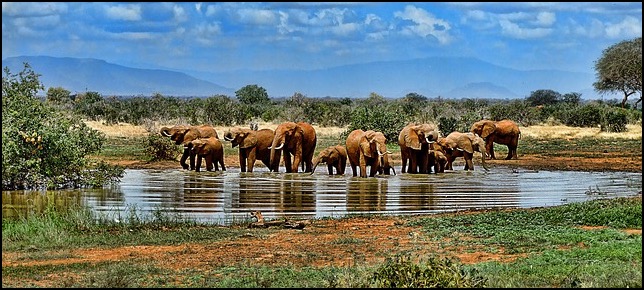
[
  {"x1": 269, "y1": 135, "x2": 284, "y2": 171},
  {"x1": 310, "y1": 158, "x2": 321, "y2": 175},
  {"x1": 480, "y1": 150, "x2": 489, "y2": 171}
]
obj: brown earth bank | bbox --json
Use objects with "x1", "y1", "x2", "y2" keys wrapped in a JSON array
[{"x1": 116, "y1": 151, "x2": 642, "y2": 173}]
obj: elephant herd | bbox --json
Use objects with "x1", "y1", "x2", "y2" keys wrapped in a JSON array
[{"x1": 160, "y1": 119, "x2": 521, "y2": 177}]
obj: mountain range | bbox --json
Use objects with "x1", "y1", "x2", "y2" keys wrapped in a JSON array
[{"x1": 2, "y1": 55, "x2": 604, "y2": 99}]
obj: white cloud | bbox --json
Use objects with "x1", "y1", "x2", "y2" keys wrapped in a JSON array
[
  {"x1": 605, "y1": 16, "x2": 642, "y2": 38},
  {"x1": 236, "y1": 9, "x2": 279, "y2": 26},
  {"x1": 534, "y1": 12, "x2": 556, "y2": 26},
  {"x1": 195, "y1": 3, "x2": 202, "y2": 14},
  {"x1": 173, "y1": 4, "x2": 188, "y2": 23},
  {"x1": 2, "y1": 2, "x2": 68, "y2": 17},
  {"x1": 394, "y1": 5, "x2": 452, "y2": 45},
  {"x1": 105, "y1": 4, "x2": 142, "y2": 21},
  {"x1": 499, "y1": 19, "x2": 552, "y2": 39},
  {"x1": 194, "y1": 23, "x2": 222, "y2": 46}
]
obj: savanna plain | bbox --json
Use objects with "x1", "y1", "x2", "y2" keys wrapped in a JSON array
[{"x1": 2, "y1": 121, "x2": 642, "y2": 288}]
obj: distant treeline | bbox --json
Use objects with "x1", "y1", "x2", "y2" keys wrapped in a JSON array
[{"x1": 45, "y1": 87, "x2": 642, "y2": 140}]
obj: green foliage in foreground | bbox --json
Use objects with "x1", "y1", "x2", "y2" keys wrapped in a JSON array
[
  {"x1": 2, "y1": 64, "x2": 124, "y2": 190},
  {"x1": 3, "y1": 197, "x2": 641, "y2": 288}
]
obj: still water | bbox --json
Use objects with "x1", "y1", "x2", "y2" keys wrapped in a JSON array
[{"x1": 3, "y1": 166, "x2": 641, "y2": 225}]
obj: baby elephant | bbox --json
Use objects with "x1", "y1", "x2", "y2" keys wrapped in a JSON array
[
  {"x1": 190, "y1": 137, "x2": 226, "y2": 172},
  {"x1": 311, "y1": 145, "x2": 347, "y2": 175}
]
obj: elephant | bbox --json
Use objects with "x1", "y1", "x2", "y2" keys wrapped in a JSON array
[
  {"x1": 470, "y1": 119, "x2": 521, "y2": 160},
  {"x1": 223, "y1": 127, "x2": 280, "y2": 172},
  {"x1": 160, "y1": 125, "x2": 219, "y2": 170},
  {"x1": 428, "y1": 148, "x2": 448, "y2": 173},
  {"x1": 398, "y1": 123, "x2": 440, "y2": 174},
  {"x1": 310, "y1": 145, "x2": 347, "y2": 175},
  {"x1": 378, "y1": 152, "x2": 397, "y2": 176},
  {"x1": 269, "y1": 122, "x2": 317, "y2": 173},
  {"x1": 189, "y1": 137, "x2": 226, "y2": 172},
  {"x1": 437, "y1": 132, "x2": 489, "y2": 171},
  {"x1": 345, "y1": 129, "x2": 392, "y2": 178}
]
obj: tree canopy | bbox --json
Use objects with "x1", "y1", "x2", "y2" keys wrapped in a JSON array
[{"x1": 593, "y1": 37, "x2": 642, "y2": 108}]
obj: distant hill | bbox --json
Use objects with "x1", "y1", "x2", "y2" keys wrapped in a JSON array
[
  {"x1": 3, "y1": 55, "x2": 602, "y2": 99},
  {"x1": 1, "y1": 56, "x2": 234, "y2": 96}
]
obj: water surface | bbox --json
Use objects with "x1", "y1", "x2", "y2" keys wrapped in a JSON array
[{"x1": 3, "y1": 166, "x2": 641, "y2": 225}]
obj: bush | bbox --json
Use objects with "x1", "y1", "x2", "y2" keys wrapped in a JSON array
[
  {"x1": 344, "y1": 105, "x2": 407, "y2": 142},
  {"x1": 371, "y1": 254, "x2": 486, "y2": 288},
  {"x1": 2, "y1": 64, "x2": 124, "y2": 190},
  {"x1": 601, "y1": 107, "x2": 628, "y2": 132},
  {"x1": 144, "y1": 134, "x2": 182, "y2": 161}
]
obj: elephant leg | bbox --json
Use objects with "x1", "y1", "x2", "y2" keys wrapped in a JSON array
[
  {"x1": 219, "y1": 156, "x2": 226, "y2": 171},
  {"x1": 465, "y1": 154, "x2": 474, "y2": 170},
  {"x1": 327, "y1": 164, "x2": 334, "y2": 175},
  {"x1": 239, "y1": 150, "x2": 247, "y2": 172},
  {"x1": 409, "y1": 153, "x2": 418, "y2": 174},
  {"x1": 180, "y1": 148, "x2": 190, "y2": 170},
  {"x1": 189, "y1": 150, "x2": 197, "y2": 170},
  {"x1": 359, "y1": 157, "x2": 368, "y2": 178},
  {"x1": 401, "y1": 151, "x2": 408, "y2": 173},
  {"x1": 247, "y1": 149, "x2": 257, "y2": 172},
  {"x1": 284, "y1": 152, "x2": 293, "y2": 173},
  {"x1": 195, "y1": 155, "x2": 203, "y2": 172},
  {"x1": 206, "y1": 156, "x2": 214, "y2": 171},
  {"x1": 292, "y1": 154, "x2": 302, "y2": 173}
]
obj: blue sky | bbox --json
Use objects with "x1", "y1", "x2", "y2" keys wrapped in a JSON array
[{"x1": 2, "y1": 2, "x2": 642, "y2": 75}]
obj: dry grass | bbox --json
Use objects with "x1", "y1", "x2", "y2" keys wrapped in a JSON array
[
  {"x1": 85, "y1": 120, "x2": 642, "y2": 140},
  {"x1": 520, "y1": 124, "x2": 642, "y2": 140}
]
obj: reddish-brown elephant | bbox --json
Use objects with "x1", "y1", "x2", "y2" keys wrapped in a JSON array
[
  {"x1": 398, "y1": 123, "x2": 440, "y2": 174},
  {"x1": 269, "y1": 122, "x2": 317, "y2": 173},
  {"x1": 345, "y1": 129, "x2": 392, "y2": 178},
  {"x1": 437, "y1": 132, "x2": 489, "y2": 171},
  {"x1": 223, "y1": 127, "x2": 280, "y2": 172},
  {"x1": 470, "y1": 119, "x2": 521, "y2": 160},
  {"x1": 189, "y1": 137, "x2": 225, "y2": 172},
  {"x1": 311, "y1": 145, "x2": 347, "y2": 175},
  {"x1": 160, "y1": 125, "x2": 219, "y2": 170}
]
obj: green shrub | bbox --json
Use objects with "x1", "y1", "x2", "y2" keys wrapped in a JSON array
[
  {"x1": 601, "y1": 107, "x2": 628, "y2": 132},
  {"x1": 2, "y1": 64, "x2": 124, "y2": 190},
  {"x1": 144, "y1": 134, "x2": 182, "y2": 161},
  {"x1": 371, "y1": 254, "x2": 486, "y2": 288}
]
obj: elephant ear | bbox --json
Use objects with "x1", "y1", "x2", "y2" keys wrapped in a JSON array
[
  {"x1": 481, "y1": 122, "x2": 495, "y2": 139},
  {"x1": 240, "y1": 132, "x2": 257, "y2": 149},
  {"x1": 457, "y1": 135, "x2": 474, "y2": 154},
  {"x1": 405, "y1": 127, "x2": 422, "y2": 150},
  {"x1": 360, "y1": 136, "x2": 373, "y2": 158}
]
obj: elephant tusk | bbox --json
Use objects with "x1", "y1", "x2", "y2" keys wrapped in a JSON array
[
  {"x1": 385, "y1": 151, "x2": 392, "y2": 154},
  {"x1": 161, "y1": 131, "x2": 172, "y2": 137},
  {"x1": 426, "y1": 137, "x2": 434, "y2": 143},
  {"x1": 457, "y1": 148, "x2": 464, "y2": 151},
  {"x1": 223, "y1": 135, "x2": 234, "y2": 141},
  {"x1": 377, "y1": 149, "x2": 384, "y2": 156},
  {"x1": 271, "y1": 143, "x2": 284, "y2": 150}
]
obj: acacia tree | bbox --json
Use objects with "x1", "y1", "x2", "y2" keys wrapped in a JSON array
[{"x1": 593, "y1": 37, "x2": 642, "y2": 108}]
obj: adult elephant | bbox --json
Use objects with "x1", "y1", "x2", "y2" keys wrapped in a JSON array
[
  {"x1": 437, "y1": 132, "x2": 489, "y2": 171},
  {"x1": 310, "y1": 145, "x2": 347, "y2": 175},
  {"x1": 269, "y1": 122, "x2": 317, "y2": 173},
  {"x1": 189, "y1": 137, "x2": 225, "y2": 172},
  {"x1": 223, "y1": 127, "x2": 280, "y2": 172},
  {"x1": 160, "y1": 125, "x2": 219, "y2": 170},
  {"x1": 470, "y1": 119, "x2": 521, "y2": 160},
  {"x1": 346, "y1": 129, "x2": 392, "y2": 178},
  {"x1": 398, "y1": 123, "x2": 440, "y2": 174}
]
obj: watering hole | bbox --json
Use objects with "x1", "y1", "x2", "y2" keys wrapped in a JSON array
[{"x1": 3, "y1": 166, "x2": 641, "y2": 225}]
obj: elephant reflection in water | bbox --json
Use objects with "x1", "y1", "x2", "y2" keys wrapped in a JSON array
[
  {"x1": 235, "y1": 175, "x2": 281, "y2": 209},
  {"x1": 181, "y1": 174, "x2": 223, "y2": 209},
  {"x1": 277, "y1": 174, "x2": 316, "y2": 213},
  {"x1": 346, "y1": 178, "x2": 388, "y2": 212},
  {"x1": 398, "y1": 181, "x2": 437, "y2": 211}
]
